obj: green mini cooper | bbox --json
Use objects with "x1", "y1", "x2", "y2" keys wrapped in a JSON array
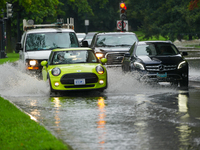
[{"x1": 41, "y1": 48, "x2": 108, "y2": 93}]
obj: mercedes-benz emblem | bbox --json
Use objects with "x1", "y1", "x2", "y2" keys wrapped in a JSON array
[{"x1": 158, "y1": 65, "x2": 164, "y2": 70}]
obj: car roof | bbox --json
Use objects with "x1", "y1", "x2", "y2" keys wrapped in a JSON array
[
  {"x1": 138, "y1": 41, "x2": 173, "y2": 45},
  {"x1": 52, "y1": 47, "x2": 92, "y2": 52},
  {"x1": 87, "y1": 32, "x2": 98, "y2": 35},
  {"x1": 26, "y1": 28, "x2": 75, "y2": 34},
  {"x1": 76, "y1": 33, "x2": 86, "y2": 35},
  {"x1": 96, "y1": 32, "x2": 136, "y2": 35}
]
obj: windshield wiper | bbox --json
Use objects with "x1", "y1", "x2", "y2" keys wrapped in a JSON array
[
  {"x1": 115, "y1": 44, "x2": 131, "y2": 47},
  {"x1": 97, "y1": 45, "x2": 115, "y2": 47}
]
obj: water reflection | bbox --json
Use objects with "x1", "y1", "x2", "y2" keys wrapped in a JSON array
[
  {"x1": 52, "y1": 97, "x2": 61, "y2": 127},
  {"x1": 177, "y1": 92, "x2": 191, "y2": 147},
  {"x1": 178, "y1": 92, "x2": 188, "y2": 113},
  {"x1": 97, "y1": 97, "x2": 106, "y2": 150},
  {"x1": 30, "y1": 99, "x2": 40, "y2": 121}
]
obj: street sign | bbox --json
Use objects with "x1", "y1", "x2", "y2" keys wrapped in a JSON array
[
  {"x1": 117, "y1": 20, "x2": 128, "y2": 31},
  {"x1": 85, "y1": 20, "x2": 89, "y2": 26}
]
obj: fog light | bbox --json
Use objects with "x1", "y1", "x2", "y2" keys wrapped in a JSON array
[
  {"x1": 54, "y1": 82, "x2": 60, "y2": 87},
  {"x1": 99, "y1": 80, "x2": 104, "y2": 84}
]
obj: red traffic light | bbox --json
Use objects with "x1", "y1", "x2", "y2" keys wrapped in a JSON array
[{"x1": 120, "y1": 2, "x2": 127, "y2": 10}]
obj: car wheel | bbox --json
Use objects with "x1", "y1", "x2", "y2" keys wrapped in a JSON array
[
  {"x1": 171, "y1": 81, "x2": 178, "y2": 87},
  {"x1": 180, "y1": 78, "x2": 188, "y2": 88},
  {"x1": 48, "y1": 78, "x2": 55, "y2": 94}
]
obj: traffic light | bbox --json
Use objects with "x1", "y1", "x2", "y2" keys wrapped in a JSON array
[
  {"x1": 119, "y1": 2, "x2": 127, "y2": 20},
  {"x1": 6, "y1": 2, "x2": 12, "y2": 18}
]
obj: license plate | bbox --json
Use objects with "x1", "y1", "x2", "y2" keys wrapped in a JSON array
[
  {"x1": 74, "y1": 79, "x2": 85, "y2": 85},
  {"x1": 157, "y1": 72, "x2": 167, "y2": 78}
]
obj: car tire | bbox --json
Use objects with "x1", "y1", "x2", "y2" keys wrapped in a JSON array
[
  {"x1": 171, "y1": 81, "x2": 178, "y2": 87},
  {"x1": 180, "y1": 78, "x2": 188, "y2": 88},
  {"x1": 48, "y1": 78, "x2": 55, "y2": 93}
]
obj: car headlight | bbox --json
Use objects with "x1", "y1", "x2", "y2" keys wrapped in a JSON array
[
  {"x1": 178, "y1": 61, "x2": 187, "y2": 69},
  {"x1": 134, "y1": 62, "x2": 145, "y2": 70},
  {"x1": 29, "y1": 60, "x2": 37, "y2": 66},
  {"x1": 52, "y1": 67, "x2": 61, "y2": 76},
  {"x1": 96, "y1": 65, "x2": 104, "y2": 74},
  {"x1": 96, "y1": 53, "x2": 104, "y2": 59}
]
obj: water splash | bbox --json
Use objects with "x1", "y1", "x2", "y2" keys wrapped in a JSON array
[
  {"x1": 0, "y1": 61, "x2": 49, "y2": 97},
  {"x1": 106, "y1": 67, "x2": 176, "y2": 95}
]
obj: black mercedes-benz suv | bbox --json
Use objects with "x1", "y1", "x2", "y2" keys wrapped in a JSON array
[{"x1": 122, "y1": 41, "x2": 189, "y2": 87}]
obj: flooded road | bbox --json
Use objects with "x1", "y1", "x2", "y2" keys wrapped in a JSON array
[{"x1": 0, "y1": 49, "x2": 200, "y2": 150}]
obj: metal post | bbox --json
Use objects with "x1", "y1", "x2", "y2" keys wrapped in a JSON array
[
  {"x1": 17, "y1": 11, "x2": 21, "y2": 42},
  {"x1": 0, "y1": 19, "x2": 2, "y2": 58},
  {"x1": 121, "y1": 20, "x2": 124, "y2": 32},
  {"x1": 0, "y1": 11, "x2": 6, "y2": 58}
]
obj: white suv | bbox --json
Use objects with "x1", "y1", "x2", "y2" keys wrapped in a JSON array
[{"x1": 16, "y1": 20, "x2": 79, "y2": 77}]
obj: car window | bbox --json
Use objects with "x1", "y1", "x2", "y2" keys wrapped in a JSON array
[
  {"x1": 95, "y1": 34, "x2": 138, "y2": 47},
  {"x1": 136, "y1": 43, "x2": 179, "y2": 56},
  {"x1": 51, "y1": 50, "x2": 98, "y2": 65},
  {"x1": 25, "y1": 32, "x2": 79, "y2": 51}
]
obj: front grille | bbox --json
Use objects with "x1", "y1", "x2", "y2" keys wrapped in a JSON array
[
  {"x1": 105, "y1": 52, "x2": 125, "y2": 65},
  {"x1": 64, "y1": 85, "x2": 95, "y2": 88},
  {"x1": 146, "y1": 64, "x2": 177, "y2": 72},
  {"x1": 60, "y1": 73, "x2": 98, "y2": 84}
]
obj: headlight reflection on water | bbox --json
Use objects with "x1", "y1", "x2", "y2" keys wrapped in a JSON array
[
  {"x1": 97, "y1": 97, "x2": 106, "y2": 147},
  {"x1": 177, "y1": 93, "x2": 191, "y2": 147},
  {"x1": 53, "y1": 97, "x2": 61, "y2": 127}
]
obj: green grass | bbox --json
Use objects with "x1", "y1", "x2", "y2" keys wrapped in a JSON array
[
  {"x1": 134, "y1": 31, "x2": 169, "y2": 41},
  {"x1": 0, "y1": 53, "x2": 20, "y2": 64},
  {"x1": 185, "y1": 45, "x2": 200, "y2": 48},
  {"x1": 0, "y1": 54, "x2": 71, "y2": 150},
  {"x1": 0, "y1": 97, "x2": 70, "y2": 150}
]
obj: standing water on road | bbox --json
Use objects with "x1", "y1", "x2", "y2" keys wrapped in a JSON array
[{"x1": 1, "y1": 56, "x2": 200, "y2": 150}]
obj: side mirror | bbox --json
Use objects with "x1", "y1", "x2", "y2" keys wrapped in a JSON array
[
  {"x1": 82, "y1": 41, "x2": 89, "y2": 47},
  {"x1": 15, "y1": 42, "x2": 22, "y2": 53},
  {"x1": 41, "y1": 60, "x2": 48, "y2": 66},
  {"x1": 100, "y1": 58, "x2": 107, "y2": 64},
  {"x1": 182, "y1": 51, "x2": 188, "y2": 56}
]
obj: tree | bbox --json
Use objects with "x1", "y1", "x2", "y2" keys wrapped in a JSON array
[{"x1": 127, "y1": 0, "x2": 200, "y2": 41}]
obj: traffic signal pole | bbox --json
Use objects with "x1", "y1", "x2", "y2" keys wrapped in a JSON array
[
  {"x1": 121, "y1": 20, "x2": 124, "y2": 32},
  {"x1": 119, "y1": 1, "x2": 127, "y2": 32}
]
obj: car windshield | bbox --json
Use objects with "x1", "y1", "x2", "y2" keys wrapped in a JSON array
[
  {"x1": 77, "y1": 34, "x2": 86, "y2": 39},
  {"x1": 51, "y1": 50, "x2": 98, "y2": 65},
  {"x1": 135, "y1": 43, "x2": 180, "y2": 56},
  {"x1": 85, "y1": 35, "x2": 94, "y2": 40},
  {"x1": 96, "y1": 34, "x2": 138, "y2": 47},
  {"x1": 25, "y1": 32, "x2": 79, "y2": 51}
]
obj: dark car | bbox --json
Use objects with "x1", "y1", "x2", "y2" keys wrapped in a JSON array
[
  {"x1": 122, "y1": 41, "x2": 189, "y2": 87},
  {"x1": 82, "y1": 32, "x2": 139, "y2": 67},
  {"x1": 82, "y1": 32, "x2": 98, "y2": 46}
]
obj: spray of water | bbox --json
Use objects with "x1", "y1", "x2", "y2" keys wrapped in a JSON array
[
  {"x1": 0, "y1": 61, "x2": 49, "y2": 97},
  {"x1": 106, "y1": 67, "x2": 176, "y2": 95},
  {"x1": 189, "y1": 67, "x2": 200, "y2": 81},
  {"x1": 0, "y1": 62, "x2": 178, "y2": 98}
]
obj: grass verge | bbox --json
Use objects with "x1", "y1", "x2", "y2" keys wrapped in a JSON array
[
  {"x1": 134, "y1": 31, "x2": 169, "y2": 41},
  {"x1": 0, "y1": 53, "x2": 20, "y2": 64},
  {"x1": 0, "y1": 53, "x2": 71, "y2": 150}
]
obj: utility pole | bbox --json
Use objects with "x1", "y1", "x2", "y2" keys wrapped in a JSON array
[{"x1": 0, "y1": 9, "x2": 6, "y2": 58}]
